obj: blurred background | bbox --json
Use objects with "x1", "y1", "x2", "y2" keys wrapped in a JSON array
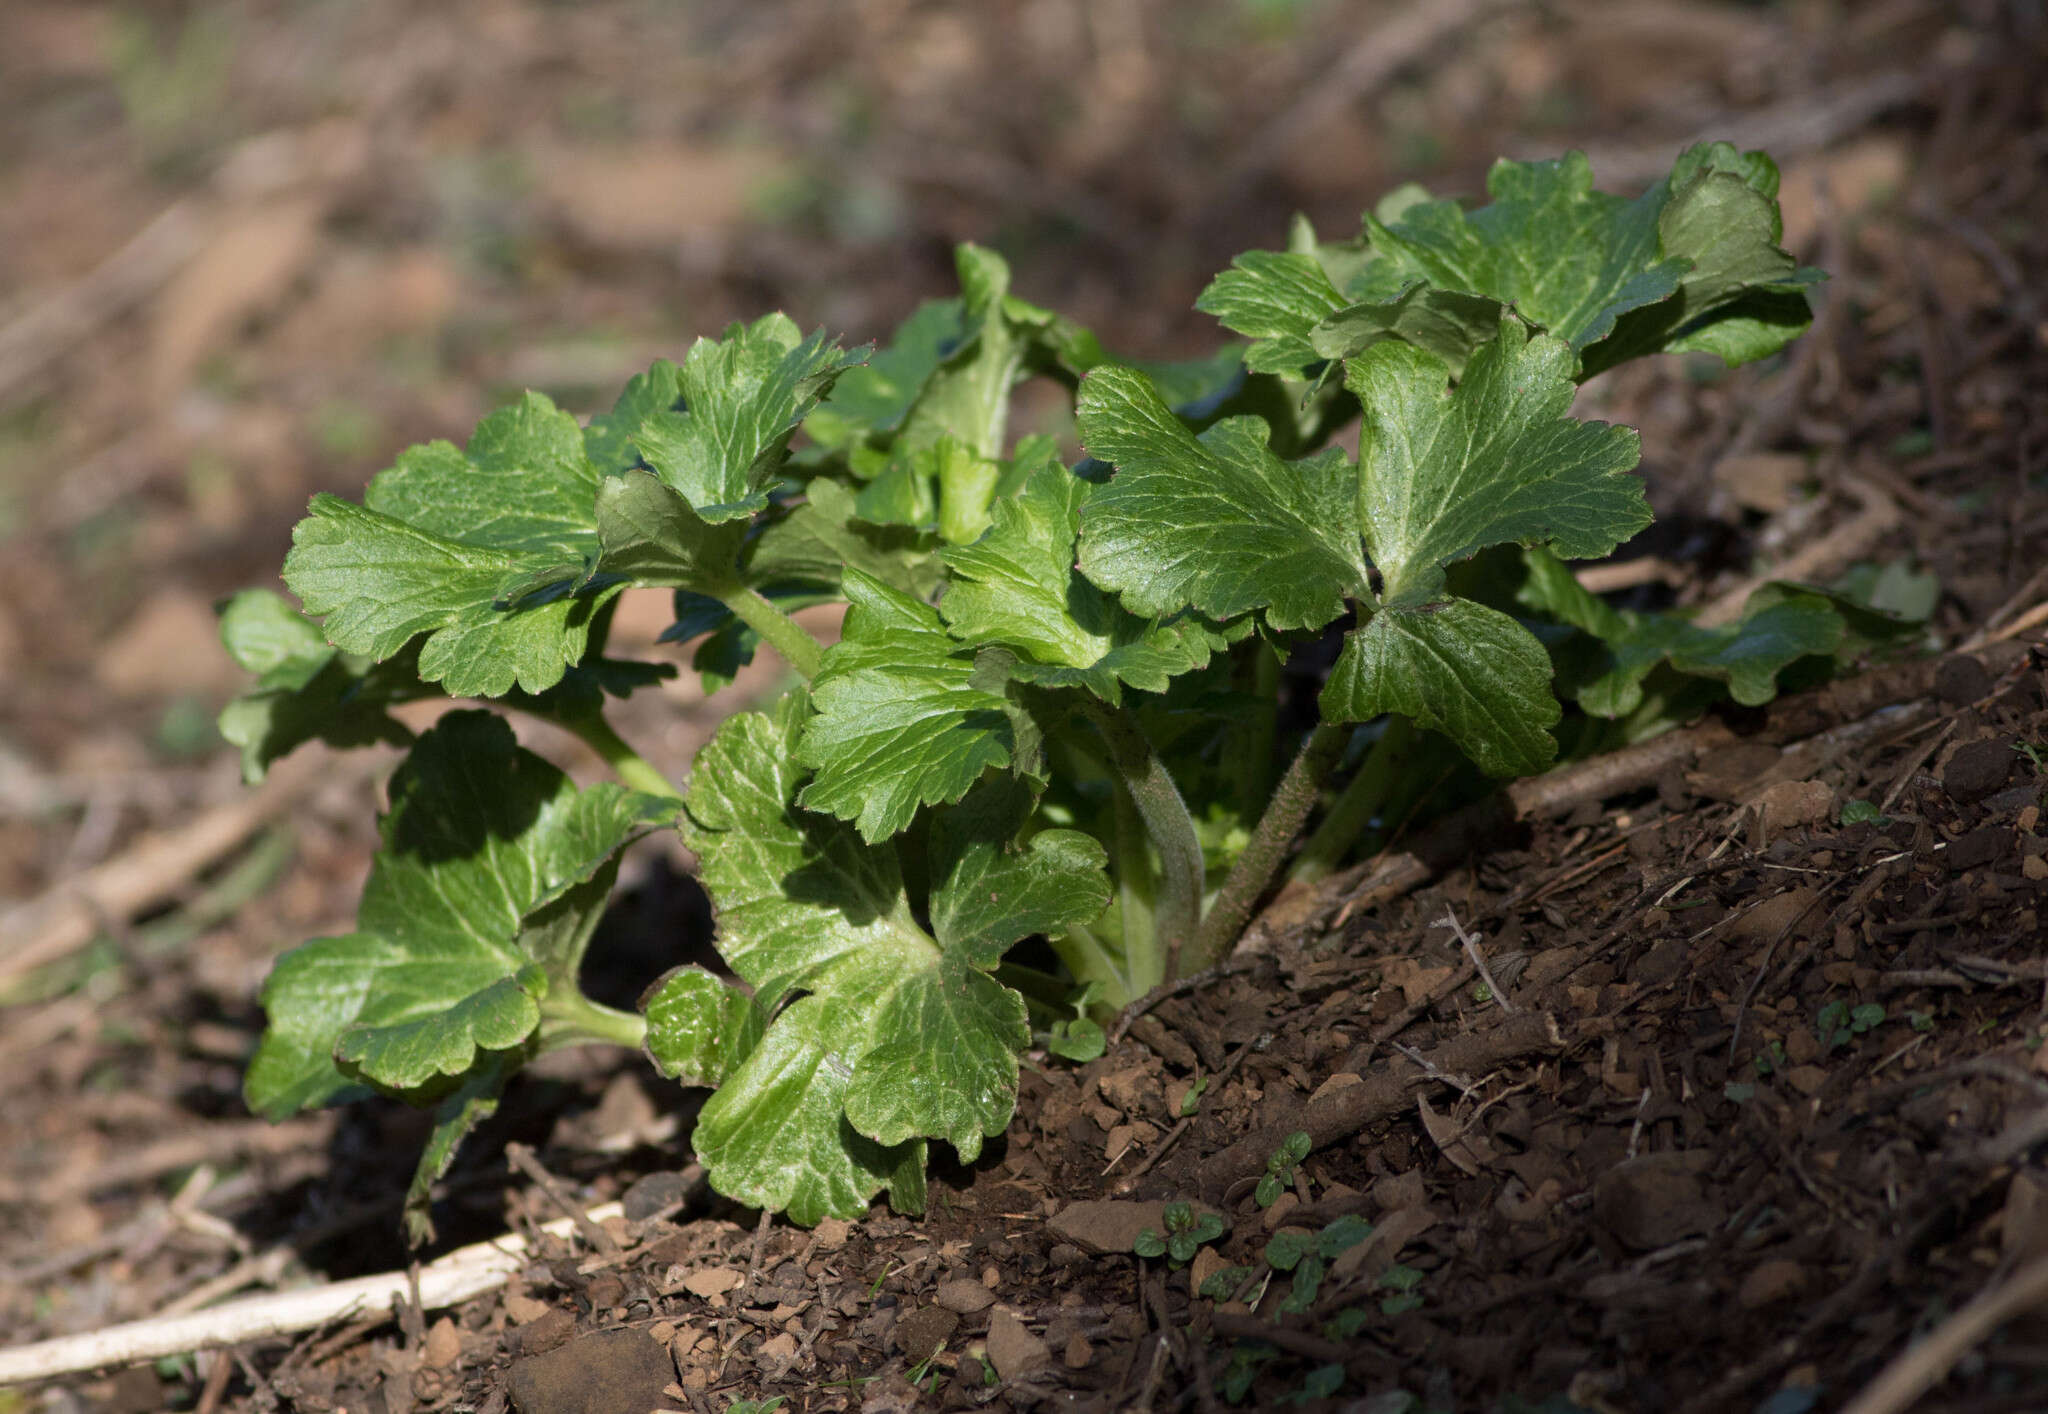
[
  {"x1": 0, "y1": 0, "x2": 1954, "y2": 811},
  {"x1": 3, "y1": 0, "x2": 2035, "y2": 1365}
]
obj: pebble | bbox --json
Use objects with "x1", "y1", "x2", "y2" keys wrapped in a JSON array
[
  {"x1": 506, "y1": 1328, "x2": 675, "y2": 1414},
  {"x1": 1945, "y1": 739, "x2": 2015, "y2": 804},
  {"x1": 934, "y1": 1278, "x2": 995, "y2": 1314},
  {"x1": 985, "y1": 1307, "x2": 1053, "y2": 1379},
  {"x1": 892, "y1": 1305, "x2": 959, "y2": 1364},
  {"x1": 1047, "y1": 1199, "x2": 1228, "y2": 1255}
]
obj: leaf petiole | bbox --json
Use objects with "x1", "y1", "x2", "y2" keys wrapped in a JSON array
[
  {"x1": 537, "y1": 987, "x2": 647, "y2": 1051},
  {"x1": 719, "y1": 583, "x2": 827, "y2": 679},
  {"x1": 1289, "y1": 714, "x2": 1416, "y2": 887},
  {"x1": 1078, "y1": 701, "x2": 1203, "y2": 982},
  {"x1": 555, "y1": 712, "x2": 683, "y2": 803},
  {"x1": 1187, "y1": 719, "x2": 1349, "y2": 973}
]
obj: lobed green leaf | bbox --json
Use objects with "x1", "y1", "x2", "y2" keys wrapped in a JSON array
[
  {"x1": 636, "y1": 312, "x2": 865, "y2": 523},
  {"x1": 1321, "y1": 598, "x2": 1560, "y2": 776},
  {"x1": 283, "y1": 395, "x2": 620, "y2": 699},
  {"x1": 940, "y1": 456, "x2": 1237, "y2": 703},
  {"x1": 793, "y1": 570, "x2": 1030, "y2": 841},
  {"x1": 1350, "y1": 317, "x2": 1650, "y2": 608},
  {"x1": 246, "y1": 711, "x2": 672, "y2": 1117},
  {"x1": 1077, "y1": 364, "x2": 1369, "y2": 631},
  {"x1": 679, "y1": 697, "x2": 1106, "y2": 1220}
]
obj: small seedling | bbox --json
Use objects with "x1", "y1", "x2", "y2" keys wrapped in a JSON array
[
  {"x1": 1285, "y1": 1364, "x2": 1347, "y2": 1404},
  {"x1": 1256, "y1": 1131, "x2": 1313, "y2": 1207},
  {"x1": 1045, "y1": 1015, "x2": 1106, "y2": 1062},
  {"x1": 1134, "y1": 1200, "x2": 1227, "y2": 1265},
  {"x1": 1379, "y1": 1263, "x2": 1426, "y2": 1315},
  {"x1": 906, "y1": 1346, "x2": 946, "y2": 1394},
  {"x1": 1200, "y1": 1264, "x2": 1257, "y2": 1301},
  {"x1": 1753, "y1": 1040, "x2": 1788, "y2": 1076},
  {"x1": 1818, "y1": 1000, "x2": 1885, "y2": 1050},
  {"x1": 1220, "y1": 1343, "x2": 1279, "y2": 1405},
  {"x1": 1179, "y1": 1073, "x2": 1210, "y2": 1116},
  {"x1": 1839, "y1": 798, "x2": 1888, "y2": 825}
]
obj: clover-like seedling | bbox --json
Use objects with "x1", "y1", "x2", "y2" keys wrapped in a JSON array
[
  {"x1": 1134, "y1": 1200, "x2": 1227, "y2": 1265},
  {"x1": 1379, "y1": 1263, "x2": 1426, "y2": 1316},
  {"x1": 1199, "y1": 1264, "x2": 1257, "y2": 1302},
  {"x1": 1256, "y1": 1130, "x2": 1314, "y2": 1208},
  {"x1": 1818, "y1": 1000, "x2": 1886, "y2": 1051}
]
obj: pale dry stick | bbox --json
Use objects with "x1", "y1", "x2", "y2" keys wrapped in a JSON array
[
  {"x1": 1209, "y1": 0, "x2": 1506, "y2": 203},
  {"x1": 1878, "y1": 717, "x2": 1956, "y2": 815},
  {"x1": 1433, "y1": 907, "x2": 1516, "y2": 1014},
  {"x1": 1972, "y1": 598, "x2": 2048, "y2": 648},
  {"x1": 1838, "y1": 1251, "x2": 2048, "y2": 1414},
  {"x1": 0, "y1": 1118, "x2": 331, "y2": 1207},
  {"x1": 1961, "y1": 566, "x2": 2048, "y2": 647},
  {"x1": 504, "y1": 1144, "x2": 620, "y2": 1257},
  {"x1": 1574, "y1": 558, "x2": 1686, "y2": 594},
  {"x1": 0, "y1": 1202, "x2": 625, "y2": 1386},
  {"x1": 1251, "y1": 725, "x2": 1717, "y2": 943},
  {"x1": 0, "y1": 748, "x2": 346, "y2": 989},
  {"x1": 0, "y1": 202, "x2": 208, "y2": 409},
  {"x1": 1389, "y1": 1041, "x2": 1477, "y2": 1096},
  {"x1": 1694, "y1": 475, "x2": 1900, "y2": 628},
  {"x1": 1574, "y1": 68, "x2": 1930, "y2": 188}
]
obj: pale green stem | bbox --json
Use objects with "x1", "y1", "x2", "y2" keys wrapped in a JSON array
[
  {"x1": 1232, "y1": 640, "x2": 1282, "y2": 819},
  {"x1": 1186, "y1": 720, "x2": 1349, "y2": 974},
  {"x1": 560, "y1": 713, "x2": 683, "y2": 802},
  {"x1": 719, "y1": 584, "x2": 826, "y2": 679},
  {"x1": 1289, "y1": 715, "x2": 1415, "y2": 887},
  {"x1": 538, "y1": 989, "x2": 646, "y2": 1051},
  {"x1": 1044, "y1": 923, "x2": 1132, "y2": 1013},
  {"x1": 1111, "y1": 780, "x2": 1158, "y2": 994},
  {"x1": 1081, "y1": 703, "x2": 1203, "y2": 982}
]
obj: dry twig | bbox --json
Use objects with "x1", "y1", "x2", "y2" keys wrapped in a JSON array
[
  {"x1": 1839, "y1": 1252, "x2": 2048, "y2": 1414},
  {"x1": 0, "y1": 1203, "x2": 623, "y2": 1386}
]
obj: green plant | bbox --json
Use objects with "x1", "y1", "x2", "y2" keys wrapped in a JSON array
[
  {"x1": 1135, "y1": 1201, "x2": 1228, "y2": 1265},
  {"x1": 1753, "y1": 1039, "x2": 1789, "y2": 1076},
  {"x1": 227, "y1": 143, "x2": 1856, "y2": 1238},
  {"x1": 1256, "y1": 1131, "x2": 1314, "y2": 1208},
  {"x1": 1818, "y1": 1000, "x2": 1886, "y2": 1050},
  {"x1": 1379, "y1": 1263, "x2": 1427, "y2": 1315}
]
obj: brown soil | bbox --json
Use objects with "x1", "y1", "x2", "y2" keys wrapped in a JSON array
[{"x1": 3, "y1": 3, "x2": 2046, "y2": 1412}]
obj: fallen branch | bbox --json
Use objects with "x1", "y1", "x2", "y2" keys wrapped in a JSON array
[
  {"x1": 0, "y1": 201, "x2": 207, "y2": 411},
  {"x1": 0, "y1": 1202, "x2": 623, "y2": 1386},
  {"x1": 1695, "y1": 475, "x2": 1899, "y2": 628},
  {"x1": 1246, "y1": 636, "x2": 2031, "y2": 952},
  {"x1": 1838, "y1": 1251, "x2": 2048, "y2": 1414},
  {"x1": 0, "y1": 749, "x2": 338, "y2": 989},
  {"x1": 1574, "y1": 69, "x2": 1931, "y2": 187},
  {"x1": 1209, "y1": 0, "x2": 1504, "y2": 204},
  {"x1": 1249, "y1": 724, "x2": 1714, "y2": 945},
  {"x1": 1197, "y1": 1011, "x2": 1564, "y2": 1204}
]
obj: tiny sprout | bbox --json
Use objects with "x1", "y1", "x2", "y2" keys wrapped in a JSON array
[
  {"x1": 1136, "y1": 1200, "x2": 1227, "y2": 1265},
  {"x1": 1256, "y1": 1130, "x2": 1314, "y2": 1207}
]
